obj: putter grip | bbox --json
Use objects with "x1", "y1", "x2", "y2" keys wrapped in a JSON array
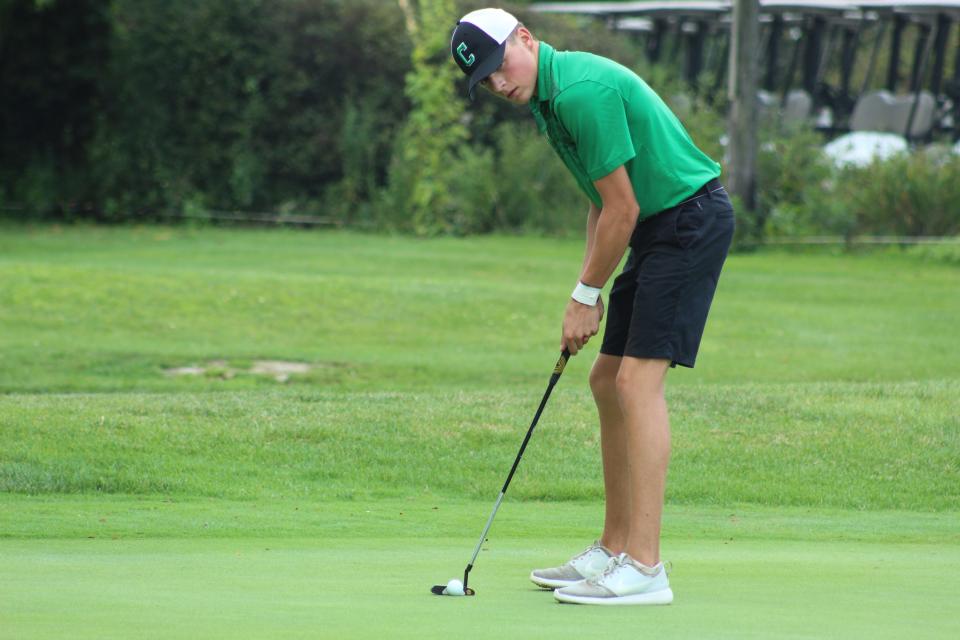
[{"x1": 550, "y1": 349, "x2": 571, "y2": 385}]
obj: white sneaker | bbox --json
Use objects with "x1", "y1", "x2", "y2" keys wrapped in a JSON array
[
  {"x1": 529, "y1": 541, "x2": 615, "y2": 589},
  {"x1": 554, "y1": 553, "x2": 673, "y2": 605}
]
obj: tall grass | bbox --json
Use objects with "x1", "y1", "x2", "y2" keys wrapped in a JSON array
[
  {"x1": 1, "y1": 226, "x2": 958, "y2": 512},
  {"x1": 1, "y1": 226, "x2": 958, "y2": 393},
  {"x1": 1, "y1": 382, "x2": 958, "y2": 510}
]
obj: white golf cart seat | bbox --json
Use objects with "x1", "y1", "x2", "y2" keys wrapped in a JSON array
[
  {"x1": 823, "y1": 131, "x2": 909, "y2": 167},
  {"x1": 782, "y1": 90, "x2": 813, "y2": 125},
  {"x1": 756, "y1": 89, "x2": 812, "y2": 126},
  {"x1": 850, "y1": 90, "x2": 936, "y2": 138}
]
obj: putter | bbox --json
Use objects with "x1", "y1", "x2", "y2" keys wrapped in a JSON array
[{"x1": 431, "y1": 348, "x2": 571, "y2": 597}]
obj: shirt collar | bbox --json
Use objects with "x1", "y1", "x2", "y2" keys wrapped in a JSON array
[{"x1": 531, "y1": 41, "x2": 555, "y2": 107}]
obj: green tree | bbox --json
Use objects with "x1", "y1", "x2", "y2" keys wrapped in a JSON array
[
  {"x1": 0, "y1": 0, "x2": 111, "y2": 215},
  {"x1": 385, "y1": 0, "x2": 469, "y2": 234}
]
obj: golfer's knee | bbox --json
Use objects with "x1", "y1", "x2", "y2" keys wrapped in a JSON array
[
  {"x1": 589, "y1": 358, "x2": 619, "y2": 400},
  {"x1": 615, "y1": 359, "x2": 667, "y2": 399}
]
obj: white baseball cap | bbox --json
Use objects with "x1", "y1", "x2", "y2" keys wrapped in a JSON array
[{"x1": 450, "y1": 8, "x2": 520, "y2": 100}]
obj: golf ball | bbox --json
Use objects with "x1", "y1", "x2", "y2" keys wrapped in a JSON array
[{"x1": 445, "y1": 578, "x2": 465, "y2": 596}]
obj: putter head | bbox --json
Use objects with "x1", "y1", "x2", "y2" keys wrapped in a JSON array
[{"x1": 430, "y1": 584, "x2": 476, "y2": 596}]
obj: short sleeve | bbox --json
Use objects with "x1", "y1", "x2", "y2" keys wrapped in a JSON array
[{"x1": 554, "y1": 82, "x2": 636, "y2": 181}]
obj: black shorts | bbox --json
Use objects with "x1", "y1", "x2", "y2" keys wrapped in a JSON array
[{"x1": 599, "y1": 178, "x2": 735, "y2": 368}]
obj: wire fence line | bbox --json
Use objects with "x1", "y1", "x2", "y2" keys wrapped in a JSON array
[
  {"x1": 0, "y1": 205, "x2": 349, "y2": 228},
  {"x1": 764, "y1": 236, "x2": 960, "y2": 246},
  {"x1": 3, "y1": 204, "x2": 959, "y2": 243},
  {"x1": 160, "y1": 210, "x2": 348, "y2": 227}
]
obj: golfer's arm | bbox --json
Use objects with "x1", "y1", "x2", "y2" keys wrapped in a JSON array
[
  {"x1": 581, "y1": 202, "x2": 601, "y2": 273},
  {"x1": 579, "y1": 165, "x2": 640, "y2": 288}
]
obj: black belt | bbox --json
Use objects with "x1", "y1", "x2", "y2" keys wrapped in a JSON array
[
  {"x1": 676, "y1": 178, "x2": 724, "y2": 207},
  {"x1": 634, "y1": 179, "x2": 726, "y2": 240}
]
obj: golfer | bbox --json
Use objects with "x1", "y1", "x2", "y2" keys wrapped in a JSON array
[{"x1": 451, "y1": 9, "x2": 735, "y2": 605}]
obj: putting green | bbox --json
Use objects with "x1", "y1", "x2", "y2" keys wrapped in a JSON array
[{"x1": 2, "y1": 500, "x2": 957, "y2": 639}]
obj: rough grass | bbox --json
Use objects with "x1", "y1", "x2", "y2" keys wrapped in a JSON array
[
  {"x1": 1, "y1": 225, "x2": 959, "y2": 511},
  {"x1": 1, "y1": 383, "x2": 958, "y2": 510},
  {"x1": 1, "y1": 225, "x2": 959, "y2": 393}
]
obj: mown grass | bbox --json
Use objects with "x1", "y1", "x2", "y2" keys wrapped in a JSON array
[
  {"x1": 2, "y1": 225, "x2": 959, "y2": 639},
  {"x1": 4, "y1": 495, "x2": 959, "y2": 544},
  {"x1": 1, "y1": 383, "x2": 958, "y2": 510},
  {"x1": 4, "y1": 534, "x2": 958, "y2": 640},
  {"x1": 1, "y1": 225, "x2": 959, "y2": 512},
  {"x1": 1, "y1": 225, "x2": 958, "y2": 394}
]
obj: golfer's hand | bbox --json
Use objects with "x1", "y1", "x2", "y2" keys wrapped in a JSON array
[{"x1": 561, "y1": 296, "x2": 604, "y2": 356}]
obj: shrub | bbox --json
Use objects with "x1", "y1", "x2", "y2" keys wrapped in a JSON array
[
  {"x1": 0, "y1": 0, "x2": 112, "y2": 218},
  {"x1": 2, "y1": 0, "x2": 412, "y2": 220},
  {"x1": 768, "y1": 147, "x2": 960, "y2": 240},
  {"x1": 490, "y1": 121, "x2": 585, "y2": 234},
  {"x1": 760, "y1": 130, "x2": 847, "y2": 239},
  {"x1": 444, "y1": 145, "x2": 499, "y2": 234},
  {"x1": 843, "y1": 151, "x2": 960, "y2": 237},
  {"x1": 380, "y1": 0, "x2": 468, "y2": 235},
  {"x1": 4, "y1": 0, "x2": 957, "y2": 240},
  {"x1": 905, "y1": 241, "x2": 960, "y2": 265}
]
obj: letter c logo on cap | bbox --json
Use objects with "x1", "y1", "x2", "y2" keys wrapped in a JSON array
[{"x1": 457, "y1": 42, "x2": 475, "y2": 67}]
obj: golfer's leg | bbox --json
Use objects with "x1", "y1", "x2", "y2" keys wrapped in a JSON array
[
  {"x1": 589, "y1": 353, "x2": 630, "y2": 553},
  {"x1": 616, "y1": 356, "x2": 671, "y2": 566}
]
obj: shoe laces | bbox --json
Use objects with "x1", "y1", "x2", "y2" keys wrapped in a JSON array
[
  {"x1": 571, "y1": 542, "x2": 604, "y2": 563},
  {"x1": 587, "y1": 554, "x2": 625, "y2": 585}
]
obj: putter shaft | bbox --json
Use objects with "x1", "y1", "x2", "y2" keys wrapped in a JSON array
[{"x1": 462, "y1": 349, "x2": 570, "y2": 591}]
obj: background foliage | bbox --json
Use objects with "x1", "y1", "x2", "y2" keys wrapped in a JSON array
[{"x1": 1, "y1": 0, "x2": 958, "y2": 239}]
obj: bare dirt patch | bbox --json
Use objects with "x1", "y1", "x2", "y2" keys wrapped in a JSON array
[{"x1": 164, "y1": 360, "x2": 313, "y2": 383}]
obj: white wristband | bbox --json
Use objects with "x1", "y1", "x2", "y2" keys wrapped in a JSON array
[{"x1": 571, "y1": 281, "x2": 601, "y2": 307}]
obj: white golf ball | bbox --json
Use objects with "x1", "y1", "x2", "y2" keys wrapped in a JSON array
[{"x1": 445, "y1": 578, "x2": 465, "y2": 596}]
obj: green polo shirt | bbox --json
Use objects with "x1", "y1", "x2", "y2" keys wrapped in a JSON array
[{"x1": 529, "y1": 42, "x2": 721, "y2": 218}]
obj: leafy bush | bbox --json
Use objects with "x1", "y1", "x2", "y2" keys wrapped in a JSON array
[
  {"x1": 489, "y1": 121, "x2": 585, "y2": 234},
  {"x1": 765, "y1": 144, "x2": 960, "y2": 240},
  {"x1": 760, "y1": 130, "x2": 848, "y2": 239},
  {"x1": 372, "y1": 0, "x2": 658, "y2": 236},
  {"x1": 0, "y1": 0, "x2": 111, "y2": 216},
  {"x1": 2, "y1": 0, "x2": 412, "y2": 219},
  {"x1": 842, "y1": 151, "x2": 960, "y2": 237},
  {"x1": 380, "y1": 0, "x2": 468, "y2": 235},
  {"x1": 4, "y1": 0, "x2": 957, "y2": 241},
  {"x1": 905, "y1": 241, "x2": 960, "y2": 265},
  {"x1": 443, "y1": 144, "x2": 499, "y2": 234}
]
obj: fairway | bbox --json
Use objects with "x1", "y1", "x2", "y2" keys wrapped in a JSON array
[
  {"x1": 1, "y1": 226, "x2": 959, "y2": 639},
  {"x1": 3, "y1": 513, "x2": 958, "y2": 639}
]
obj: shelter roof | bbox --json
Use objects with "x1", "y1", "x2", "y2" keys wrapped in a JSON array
[
  {"x1": 531, "y1": 1, "x2": 731, "y2": 16},
  {"x1": 760, "y1": 0, "x2": 852, "y2": 13},
  {"x1": 532, "y1": 0, "x2": 960, "y2": 15}
]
